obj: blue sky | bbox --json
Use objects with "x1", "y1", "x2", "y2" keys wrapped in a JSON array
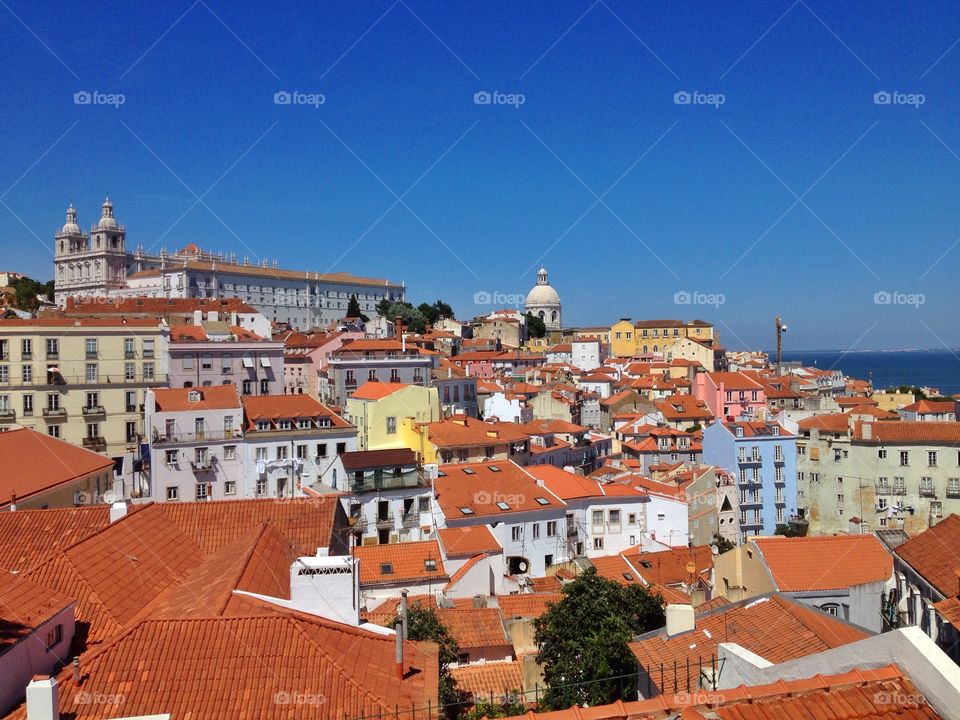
[{"x1": 1, "y1": 0, "x2": 959, "y2": 350}]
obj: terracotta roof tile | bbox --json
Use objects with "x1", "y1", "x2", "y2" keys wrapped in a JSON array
[
  {"x1": 438, "y1": 526, "x2": 502, "y2": 558},
  {"x1": 497, "y1": 593, "x2": 562, "y2": 619},
  {"x1": 752, "y1": 535, "x2": 893, "y2": 591},
  {"x1": 340, "y1": 448, "x2": 418, "y2": 471},
  {"x1": 895, "y1": 514, "x2": 960, "y2": 596},
  {"x1": 355, "y1": 540, "x2": 448, "y2": 587},
  {"x1": 619, "y1": 546, "x2": 713, "y2": 586},
  {"x1": 0, "y1": 572, "x2": 75, "y2": 652},
  {"x1": 0, "y1": 428, "x2": 114, "y2": 509},
  {"x1": 241, "y1": 394, "x2": 351, "y2": 430},
  {"x1": 450, "y1": 660, "x2": 524, "y2": 699},
  {"x1": 425, "y1": 417, "x2": 530, "y2": 448},
  {"x1": 153, "y1": 384, "x2": 241, "y2": 412},
  {"x1": 435, "y1": 461, "x2": 562, "y2": 518},
  {"x1": 436, "y1": 607, "x2": 509, "y2": 648},
  {"x1": 854, "y1": 420, "x2": 960, "y2": 444},
  {"x1": 0, "y1": 506, "x2": 116, "y2": 574},
  {"x1": 350, "y1": 381, "x2": 413, "y2": 400}
]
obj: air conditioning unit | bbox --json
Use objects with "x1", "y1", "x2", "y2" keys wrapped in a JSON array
[{"x1": 74, "y1": 490, "x2": 92, "y2": 505}]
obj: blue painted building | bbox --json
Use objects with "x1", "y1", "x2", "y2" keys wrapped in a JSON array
[{"x1": 702, "y1": 421, "x2": 797, "y2": 539}]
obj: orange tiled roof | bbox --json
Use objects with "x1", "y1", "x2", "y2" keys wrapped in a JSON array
[
  {"x1": 619, "y1": 546, "x2": 713, "y2": 586},
  {"x1": 934, "y1": 595, "x2": 960, "y2": 631},
  {"x1": 64, "y1": 296, "x2": 258, "y2": 316},
  {"x1": 424, "y1": 416, "x2": 530, "y2": 448},
  {"x1": 497, "y1": 593, "x2": 561, "y2": 619},
  {"x1": 436, "y1": 607, "x2": 509, "y2": 648},
  {"x1": 0, "y1": 506, "x2": 116, "y2": 574},
  {"x1": 350, "y1": 381, "x2": 412, "y2": 400},
  {"x1": 0, "y1": 428, "x2": 114, "y2": 509},
  {"x1": 153, "y1": 384, "x2": 241, "y2": 412},
  {"x1": 435, "y1": 461, "x2": 562, "y2": 518},
  {"x1": 903, "y1": 399, "x2": 956, "y2": 413},
  {"x1": 438, "y1": 526, "x2": 502, "y2": 558},
  {"x1": 895, "y1": 514, "x2": 960, "y2": 596},
  {"x1": 752, "y1": 535, "x2": 893, "y2": 591},
  {"x1": 450, "y1": 660, "x2": 523, "y2": 699},
  {"x1": 14, "y1": 608, "x2": 438, "y2": 720},
  {"x1": 355, "y1": 540, "x2": 448, "y2": 587},
  {"x1": 590, "y1": 554, "x2": 646, "y2": 586},
  {"x1": 241, "y1": 394, "x2": 351, "y2": 429},
  {"x1": 525, "y1": 665, "x2": 936, "y2": 720},
  {"x1": 629, "y1": 594, "x2": 870, "y2": 691},
  {"x1": 0, "y1": 572, "x2": 75, "y2": 651},
  {"x1": 854, "y1": 420, "x2": 960, "y2": 444}
]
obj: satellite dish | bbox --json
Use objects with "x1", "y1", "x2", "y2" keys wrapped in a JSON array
[
  {"x1": 685, "y1": 561, "x2": 697, "y2": 575},
  {"x1": 518, "y1": 561, "x2": 528, "y2": 573}
]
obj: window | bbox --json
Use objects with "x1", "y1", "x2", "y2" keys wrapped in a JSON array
[
  {"x1": 224, "y1": 481, "x2": 236, "y2": 495},
  {"x1": 592, "y1": 510, "x2": 604, "y2": 528},
  {"x1": 418, "y1": 496, "x2": 430, "y2": 512},
  {"x1": 657, "y1": 512, "x2": 665, "y2": 521},
  {"x1": 143, "y1": 363, "x2": 154, "y2": 381},
  {"x1": 20, "y1": 339, "x2": 32, "y2": 359},
  {"x1": 196, "y1": 483, "x2": 210, "y2": 501},
  {"x1": 256, "y1": 446, "x2": 268, "y2": 461},
  {"x1": 166, "y1": 486, "x2": 179, "y2": 501},
  {"x1": 900, "y1": 451, "x2": 909, "y2": 466},
  {"x1": 532, "y1": 523, "x2": 540, "y2": 539},
  {"x1": 894, "y1": 476, "x2": 905, "y2": 494},
  {"x1": 86, "y1": 364, "x2": 98, "y2": 382},
  {"x1": 182, "y1": 356, "x2": 194, "y2": 370},
  {"x1": 948, "y1": 478, "x2": 960, "y2": 496},
  {"x1": 276, "y1": 446, "x2": 288, "y2": 460},
  {"x1": 511, "y1": 525, "x2": 522, "y2": 541},
  {"x1": 224, "y1": 445, "x2": 236, "y2": 461},
  {"x1": 337, "y1": 442, "x2": 346, "y2": 454},
  {"x1": 878, "y1": 497, "x2": 888, "y2": 510},
  {"x1": 928, "y1": 451, "x2": 938, "y2": 467},
  {"x1": 22, "y1": 394, "x2": 33, "y2": 416},
  {"x1": 45, "y1": 339, "x2": 58, "y2": 358},
  {"x1": 386, "y1": 416, "x2": 397, "y2": 434},
  {"x1": 45, "y1": 623, "x2": 62, "y2": 649},
  {"x1": 609, "y1": 509, "x2": 621, "y2": 525},
  {"x1": 124, "y1": 363, "x2": 135, "y2": 381},
  {"x1": 317, "y1": 443, "x2": 328, "y2": 457},
  {"x1": 143, "y1": 339, "x2": 155, "y2": 358},
  {"x1": 920, "y1": 477, "x2": 934, "y2": 496},
  {"x1": 21, "y1": 365, "x2": 32, "y2": 383},
  {"x1": 593, "y1": 537, "x2": 604, "y2": 550},
  {"x1": 48, "y1": 425, "x2": 60, "y2": 438},
  {"x1": 201, "y1": 354, "x2": 213, "y2": 370},
  {"x1": 125, "y1": 390, "x2": 137, "y2": 412},
  {"x1": 878, "y1": 448, "x2": 887, "y2": 459},
  {"x1": 165, "y1": 450, "x2": 177, "y2": 465},
  {"x1": 124, "y1": 338, "x2": 135, "y2": 358},
  {"x1": 931, "y1": 501, "x2": 943, "y2": 518},
  {"x1": 278, "y1": 419, "x2": 292, "y2": 431},
  {"x1": 256, "y1": 478, "x2": 267, "y2": 495},
  {"x1": 85, "y1": 338, "x2": 97, "y2": 358},
  {"x1": 837, "y1": 493, "x2": 844, "y2": 503},
  {"x1": 260, "y1": 379, "x2": 269, "y2": 395},
  {"x1": 546, "y1": 520, "x2": 557, "y2": 537},
  {"x1": 242, "y1": 380, "x2": 253, "y2": 395},
  {"x1": 85, "y1": 391, "x2": 99, "y2": 409}
]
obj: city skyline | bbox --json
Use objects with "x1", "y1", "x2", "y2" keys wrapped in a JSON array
[{"x1": 1, "y1": 1, "x2": 959, "y2": 350}]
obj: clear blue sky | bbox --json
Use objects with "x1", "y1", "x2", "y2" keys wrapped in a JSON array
[{"x1": 1, "y1": 0, "x2": 959, "y2": 350}]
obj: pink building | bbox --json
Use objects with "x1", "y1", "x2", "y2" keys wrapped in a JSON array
[
  {"x1": 693, "y1": 371, "x2": 766, "y2": 422},
  {"x1": 282, "y1": 330, "x2": 364, "y2": 397}
]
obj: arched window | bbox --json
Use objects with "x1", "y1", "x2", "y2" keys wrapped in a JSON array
[
  {"x1": 551, "y1": 310, "x2": 557, "y2": 322},
  {"x1": 642, "y1": 345, "x2": 648, "y2": 354},
  {"x1": 820, "y1": 603, "x2": 841, "y2": 617}
]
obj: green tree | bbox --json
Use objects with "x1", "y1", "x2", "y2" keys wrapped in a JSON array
[
  {"x1": 534, "y1": 567, "x2": 665, "y2": 710},
  {"x1": 400, "y1": 606, "x2": 468, "y2": 719},
  {"x1": 376, "y1": 298, "x2": 393, "y2": 317},
  {"x1": 712, "y1": 533, "x2": 735, "y2": 554},
  {"x1": 460, "y1": 696, "x2": 526, "y2": 720},
  {"x1": 346, "y1": 294, "x2": 369, "y2": 322},
  {"x1": 9, "y1": 276, "x2": 52, "y2": 313},
  {"x1": 433, "y1": 300, "x2": 454, "y2": 321},
  {"x1": 525, "y1": 312, "x2": 546, "y2": 339},
  {"x1": 775, "y1": 523, "x2": 804, "y2": 538},
  {"x1": 419, "y1": 302, "x2": 440, "y2": 326},
  {"x1": 384, "y1": 301, "x2": 428, "y2": 334}
]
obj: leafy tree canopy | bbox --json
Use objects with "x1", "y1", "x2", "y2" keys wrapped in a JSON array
[
  {"x1": 8, "y1": 276, "x2": 53, "y2": 312},
  {"x1": 525, "y1": 312, "x2": 546, "y2": 339},
  {"x1": 533, "y1": 567, "x2": 665, "y2": 709},
  {"x1": 346, "y1": 294, "x2": 369, "y2": 323},
  {"x1": 712, "y1": 533, "x2": 736, "y2": 554},
  {"x1": 400, "y1": 605, "x2": 469, "y2": 718}
]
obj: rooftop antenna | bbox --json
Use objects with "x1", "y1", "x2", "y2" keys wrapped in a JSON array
[{"x1": 775, "y1": 315, "x2": 787, "y2": 369}]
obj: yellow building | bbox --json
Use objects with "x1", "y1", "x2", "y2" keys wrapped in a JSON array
[
  {"x1": 0, "y1": 317, "x2": 168, "y2": 456},
  {"x1": 609, "y1": 319, "x2": 715, "y2": 358},
  {"x1": 871, "y1": 391, "x2": 915, "y2": 412},
  {"x1": 346, "y1": 381, "x2": 441, "y2": 451}
]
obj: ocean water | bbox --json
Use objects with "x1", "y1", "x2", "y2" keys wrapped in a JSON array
[{"x1": 776, "y1": 350, "x2": 960, "y2": 397}]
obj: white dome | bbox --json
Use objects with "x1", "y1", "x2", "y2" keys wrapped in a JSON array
[
  {"x1": 525, "y1": 283, "x2": 561, "y2": 308},
  {"x1": 60, "y1": 204, "x2": 80, "y2": 235},
  {"x1": 97, "y1": 197, "x2": 118, "y2": 229}
]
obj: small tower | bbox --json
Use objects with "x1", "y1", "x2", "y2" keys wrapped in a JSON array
[
  {"x1": 54, "y1": 203, "x2": 85, "y2": 256},
  {"x1": 90, "y1": 197, "x2": 125, "y2": 252}
]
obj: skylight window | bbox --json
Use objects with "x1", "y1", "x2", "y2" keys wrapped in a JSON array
[
  {"x1": 496, "y1": 501, "x2": 510, "y2": 510},
  {"x1": 462, "y1": 468, "x2": 475, "y2": 475},
  {"x1": 623, "y1": 573, "x2": 634, "y2": 581},
  {"x1": 424, "y1": 559, "x2": 437, "y2": 571},
  {"x1": 437, "y1": 471, "x2": 447, "y2": 477},
  {"x1": 535, "y1": 497, "x2": 550, "y2": 505},
  {"x1": 459, "y1": 507, "x2": 475, "y2": 515},
  {"x1": 380, "y1": 562, "x2": 394, "y2": 575},
  {"x1": 488, "y1": 465, "x2": 501, "y2": 472}
]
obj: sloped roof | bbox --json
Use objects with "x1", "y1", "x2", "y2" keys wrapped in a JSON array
[
  {"x1": 0, "y1": 573, "x2": 75, "y2": 653},
  {"x1": 895, "y1": 514, "x2": 960, "y2": 596},
  {"x1": 450, "y1": 660, "x2": 523, "y2": 699},
  {"x1": 350, "y1": 381, "x2": 412, "y2": 400},
  {"x1": 753, "y1": 535, "x2": 893, "y2": 591},
  {"x1": 435, "y1": 607, "x2": 509, "y2": 648},
  {"x1": 340, "y1": 448, "x2": 418, "y2": 471},
  {"x1": 629, "y1": 594, "x2": 870, "y2": 691},
  {"x1": 854, "y1": 420, "x2": 960, "y2": 444},
  {"x1": 0, "y1": 506, "x2": 115, "y2": 573},
  {"x1": 619, "y1": 546, "x2": 713, "y2": 586},
  {"x1": 497, "y1": 593, "x2": 561, "y2": 620},
  {"x1": 437, "y1": 526, "x2": 502, "y2": 558},
  {"x1": 0, "y1": 428, "x2": 114, "y2": 509},
  {"x1": 153, "y1": 384, "x2": 241, "y2": 412},
  {"x1": 434, "y1": 461, "x2": 562, "y2": 518},
  {"x1": 355, "y1": 541, "x2": 448, "y2": 587}
]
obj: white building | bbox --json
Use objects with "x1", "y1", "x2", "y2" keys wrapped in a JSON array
[{"x1": 524, "y1": 267, "x2": 562, "y2": 332}]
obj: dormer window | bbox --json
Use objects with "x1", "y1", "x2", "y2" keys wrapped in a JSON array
[
  {"x1": 535, "y1": 497, "x2": 550, "y2": 505},
  {"x1": 297, "y1": 418, "x2": 311, "y2": 429},
  {"x1": 318, "y1": 417, "x2": 331, "y2": 428},
  {"x1": 771, "y1": 426, "x2": 780, "y2": 436},
  {"x1": 424, "y1": 559, "x2": 437, "y2": 571},
  {"x1": 380, "y1": 562, "x2": 394, "y2": 575},
  {"x1": 278, "y1": 419, "x2": 292, "y2": 430},
  {"x1": 187, "y1": 390, "x2": 201, "y2": 403},
  {"x1": 735, "y1": 427, "x2": 744, "y2": 438},
  {"x1": 462, "y1": 468, "x2": 475, "y2": 475},
  {"x1": 256, "y1": 420, "x2": 271, "y2": 431}
]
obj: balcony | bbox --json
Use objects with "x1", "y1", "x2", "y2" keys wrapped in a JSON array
[
  {"x1": 82, "y1": 405, "x2": 106, "y2": 416},
  {"x1": 0, "y1": 409, "x2": 16, "y2": 423},
  {"x1": 85, "y1": 351, "x2": 98, "y2": 360},
  {"x1": 46, "y1": 352, "x2": 58, "y2": 360},
  {"x1": 893, "y1": 487, "x2": 907, "y2": 496},
  {"x1": 152, "y1": 429, "x2": 239, "y2": 445},
  {"x1": 348, "y1": 470, "x2": 426, "y2": 493},
  {"x1": 401, "y1": 511, "x2": 420, "y2": 528},
  {"x1": 375, "y1": 514, "x2": 395, "y2": 528},
  {"x1": 42, "y1": 407, "x2": 67, "y2": 419},
  {"x1": 920, "y1": 488, "x2": 937, "y2": 498},
  {"x1": 82, "y1": 437, "x2": 107, "y2": 451},
  {"x1": 190, "y1": 457, "x2": 215, "y2": 472},
  {"x1": 876, "y1": 486, "x2": 891, "y2": 495},
  {"x1": 566, "y1": 525, "x2": 578, "y2": 538},
  {"x1": 947, "y1": 490, "x2": 960, "y2": 499}
]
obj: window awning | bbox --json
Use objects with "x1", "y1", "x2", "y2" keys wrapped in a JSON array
[{"x1": 242, "y1": 357, "x2": 254, "y2": 368}]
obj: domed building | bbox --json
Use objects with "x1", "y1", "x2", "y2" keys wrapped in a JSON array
[{"x1": 524, "y1": 266, "x2": 562, "y2": 331}]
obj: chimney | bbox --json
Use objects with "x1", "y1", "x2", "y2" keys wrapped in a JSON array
[
  {"x1": 395, "y1": 621, "x2": 405, "y2": 679},
  {"x1": 72, "y1": 657, "x2": 80, "y2": 685},
  {"x1": 9, "y1": 492, "x2": 16, "y2": 512},
  {"x1": 192, "y1": 309, "x2": 202, "y2": 325},
  {"x1": 861, "y1": 422, "x2": 873, "y2": 440},
  {"x1": 400, "y1": 591, "x2": 409, "y2": 640},
  {"x1": 109, "y1": 501, "x2": 128, "y2": 523},
  {"x1": 25, "y1": 676, "x2": 58, "y2": 720},
  {"x1": 665, "y1": 603, "x2": 695, "y2": 637}
]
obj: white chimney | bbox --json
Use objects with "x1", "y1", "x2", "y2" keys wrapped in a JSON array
[
  {"x1": 862, "y1": 422, "x2": 873, "y2": 440},
  {"x1": 208, "y1": 310, "x2": 220, "y2": 322},
  {"x1": 192, "y1": 310, "x2": 202, "y2": 325},
  {"x1": 26, "y1": 676, "x2": 58, "y2": 720},
  {"x1": 109, "y1": 501, "x2": 128, "y2": 523},
  {"x1": 665, "y1": 603, "x2": 695, "y2": 637},
  {"x1": 289, "y1": 555, "x2": 359, "y2": 625}
]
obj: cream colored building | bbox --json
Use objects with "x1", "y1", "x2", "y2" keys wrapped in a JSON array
[{"x1": 0, "y1": 317, "x2": 168, "y2": 457}]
